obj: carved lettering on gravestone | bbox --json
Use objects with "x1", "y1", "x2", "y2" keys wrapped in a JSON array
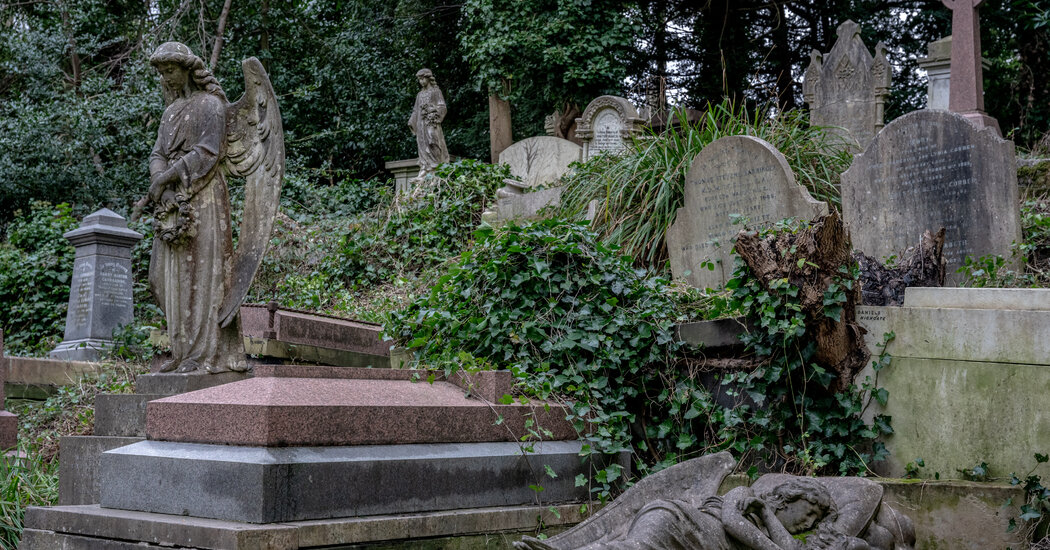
[
  {"x1": 842, "y1": 110, "x2": 1021, "y2": 285},
  {"x1": 51, "y1": 208, "x2": 143, "y2": 361},
  {"x1": 575, "y1": 95, "x2": 644, "y2": 160},
  {"x1": 666, "y1": 136, "x2": 828, "y2": 290},
  {"x1": 802, "y1": 20, "x2": 889, "y2": 151}
]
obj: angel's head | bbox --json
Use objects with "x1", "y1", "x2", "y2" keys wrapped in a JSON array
[
  {"x1": 150, "y1": 42, "x2": 226, "y2": 104},
  {"x1": 762, "y1": 477, "x2": 835, "y2": 534},
  {"x1": 416, "y1": 68, "x2": 436, "y2": 88}
]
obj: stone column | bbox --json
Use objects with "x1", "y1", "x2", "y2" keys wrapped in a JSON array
[
  {"x1": 918, "y1": 36, "x2": 953, "y2": 110},
  {"x1": 0, "y1": 330, "x2": 17, "y2": 449},
  {"x1": 50, "y1": 208, "x2": 143, "y2": 361}
]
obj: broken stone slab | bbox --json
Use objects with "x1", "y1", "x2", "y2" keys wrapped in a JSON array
[{"x1": 99, "y1": 440, "x2": 616, "y2": 523}]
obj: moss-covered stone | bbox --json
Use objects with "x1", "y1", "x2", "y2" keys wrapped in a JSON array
[{"x1": 1019, "y1": 158, "x2": 1050, "y2": 193}]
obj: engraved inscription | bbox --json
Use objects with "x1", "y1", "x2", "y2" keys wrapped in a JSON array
[
  {"x1": 592, "y1": 109, "x2": 624, "y2": 153},
  {"x1": 98, "y1": 261, "x2": 132, "y2": 308},
  {"x1": 868, "y1": 137, "x2": 977, "y2": 265},
  {"x1": 856, "y1": 307, "x2": 886, "y2": 322},
  {"x1": 72, "y1": 262, "x2": 93, "y2": 329}
]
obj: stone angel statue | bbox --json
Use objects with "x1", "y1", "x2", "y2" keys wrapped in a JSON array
[
  {"x1": 143, "y1": 42, "x2": 284, "y2": 374},
  {"x1": 516, "y1": 452, "x2": 914, "y2": 550}
]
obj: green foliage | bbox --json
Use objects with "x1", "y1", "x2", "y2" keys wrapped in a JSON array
[
  {"x1": 558, "y1": 101, "x2": 851, "y2": 271},
  {"x1": 904, "y1": 457, "x2": 925, "y2": 479},
  {"x1": 387, "y1": 219, "x2": 682, "y2": 495},
  {"x1": 703, "y1": 220, "x2": 892, "y2": 475},
  {"x1": 0, "y1": 203, "x2": 77, "y2": 355},
  {"x1": 958, "y1": 461, "x2": 991, "y2": 482},
  {"x1": 460, "y1": 0, "x2": 634, "y2": 137},
  {"x1": 0, "y1": 441, "x2": 58, "y2": 550},
  {"x1": 1007, "y1": 453, "x2": 1050, "y2": 537},
  {"x1": 332, "y1": 160, "x2": 507, "y2": 290}
]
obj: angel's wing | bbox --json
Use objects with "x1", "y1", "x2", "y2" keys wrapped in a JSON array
[
  {"x1": 218, "y1": 57, "x2": 284, "y2": 328},
  {"x1": 515, "y1": 452, "x2": 736, "y2": 549}
]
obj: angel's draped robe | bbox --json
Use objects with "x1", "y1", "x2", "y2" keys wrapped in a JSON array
[
  {"x1": 409, "y1": 84, "x2": 449, "y2": 174},
  {"x1": 149, "y1": 90, "x2": 246, "y2": 373}
]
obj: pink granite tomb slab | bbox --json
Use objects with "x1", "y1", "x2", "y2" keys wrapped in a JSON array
[{"x1": 146, "y1": 368, "x2": 575, "y2": 446}]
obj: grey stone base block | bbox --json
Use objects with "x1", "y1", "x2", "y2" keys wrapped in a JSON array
[
  {"x1": 94, "y1": 394, "x2": 164, "y2": 437},
  {"x1": 49, "y1": 338, "x2": 113, "y2": 361},
  {"x1": 21, "y1": 502, "x2": 585, "y2": 550},
  {"x1": 59, "y1": 435, "x2": 144, "y2": 505},
  {"x1": 100, "y1": 440, "x2": 619, "y2": 523},
  {"x1": 135, "y1": 371, "x2": 251, "y2": 395}
]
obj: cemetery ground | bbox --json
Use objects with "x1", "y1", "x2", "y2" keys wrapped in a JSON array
[{"x1": 3, "y1": 102, "x2": 1050, "y2": 548}]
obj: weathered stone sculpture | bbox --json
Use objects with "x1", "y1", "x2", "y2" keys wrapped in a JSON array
[
  {"x1": 409, "y1": 68, "x2": 450, "y2": 179},
  {"x1": 145, "y1": 42, "x2": 284, "y2": 374},
  {"x1": 516, "y1": 452, "x2": 915, "y2": 550}
]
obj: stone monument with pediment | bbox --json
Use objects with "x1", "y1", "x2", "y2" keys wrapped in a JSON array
[
  {"x1": 803, "y1": 20, "x2": 891, "y2": 152},
  {"x1": 574, "y1": 95, "x2": 644, "y2": 160},
  {"x1": 842, "y1": 109, "x2": 1021, "y2": 285},
  {"x1": 50, "y1": 208, "x2": 142, "y2": 361},
  {"x1": 666, "y1": 136, "x2": 828, "y2": 290}
]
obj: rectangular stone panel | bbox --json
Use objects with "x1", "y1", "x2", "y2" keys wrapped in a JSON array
[{"x1": 100, "y1": 440, "x2": 621, "y2": 523}]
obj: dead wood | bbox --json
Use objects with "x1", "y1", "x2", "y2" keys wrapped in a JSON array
[
  {"x1": 733, "y1": 212, "x2": 867, "y2": 393},
  {"x1": 853, "y1": 228, "x2": 946, "y2": 306}
]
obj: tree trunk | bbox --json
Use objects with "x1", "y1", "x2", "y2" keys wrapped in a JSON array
[
  {"x1": 58, "y1": 1, "x2": 81, "y2": 90},
  {"x1": 209, "y1": 0, "x2": 233, "y2": 70},
  {"x1": 733, "y1": 212, "x2": 867, "y2": 393},
  {"x1": 488, "y1": 88, "x2": 513, "y2": 163},
  {"x1": 259, "y1": 0, "x2": 270, "y2": 72}
]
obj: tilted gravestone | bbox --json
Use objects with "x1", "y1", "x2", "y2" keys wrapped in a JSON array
[
  {"x1": 50, "y1": 208, "x2": 143, "y2": 361},
  {"x1": 803, "y1": 20, "x2": 891, "y2": 152},
  {"x1": 841, "y1": 109, "x2": 1021, "y2": 285},
  {"x1": 574, "y1": 95, "x2": 644, "y2": 160},
  {"x1": 666, "y1": 136, "x2": 828, "y2": 290},
  {"x1": 487, "y1": 136, "x2": 582, "y2": 222}
]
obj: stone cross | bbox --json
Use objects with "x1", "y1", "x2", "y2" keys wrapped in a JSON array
[{"x1": 942, "y1": 0, "x2": 1001, "y2": 134}]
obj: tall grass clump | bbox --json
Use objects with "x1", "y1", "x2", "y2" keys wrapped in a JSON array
[
  {"x1": 0, "y1": 442, "x2": 59, "y2": 549},
  {"x1": 558, "y1": 100, "x2": 852, "y2": 271}
]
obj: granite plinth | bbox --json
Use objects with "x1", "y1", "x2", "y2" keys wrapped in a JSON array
[
  {"x1": 59, "y1": 435, "x2": 145, "y2": 505},
  {"x1": 22, "y1": 502, "x2": 585, "y2": 550},
  {"x1": 100, "y1": 440, "x2": 612, "y2": 523},
  {"x1": 135, "y1": 371, "x2": 251, "y2": 395},
  {"x1": 146, "y1": 375, "x2": 575, "y2": 446},
  {"x1": 94, "y1": 394, "x2": 164, "y2": 437}
]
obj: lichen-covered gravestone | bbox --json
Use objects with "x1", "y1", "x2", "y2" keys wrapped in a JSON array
[
  {"x1": 841, "y1": 110, "x2": 1021, "y2": 285},
  {"x1": 490, "y1": 136, "x2": 582, "y2": 222},
  {"x1": 802, "y1": 20, "x2": 891, "y2": 152},
  {"x1": 666, "y1": 136, "x2": 827, "y2": 290},
  {"x1": 50, "y1": 208, "x2": 142, "y2": 361},
  {"x1": 574, "y1": 95, "x2": 644, "y2": 160}
]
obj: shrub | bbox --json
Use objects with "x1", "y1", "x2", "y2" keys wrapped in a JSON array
[{"x1": 0, "y1": 202, "x2": 77, "y2": 355}]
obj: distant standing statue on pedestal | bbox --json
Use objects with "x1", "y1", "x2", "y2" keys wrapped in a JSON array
[
  {"x1": 144, "y1": 42, "x2": 284, "y2": 374},
  {"x1": 409, "y1": 68, "x2": 449, "y2": 179}
]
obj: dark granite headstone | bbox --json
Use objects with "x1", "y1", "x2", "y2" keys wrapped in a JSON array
[
  {"x1": 666, "y1": 135, "x2": 828, "y2": 290},
  {"x1": 50, "y1": 209, "x2": 142, "y2": 361},
  {"x1": 841, "y1": 110, "x2": 1021, "y2": 285}
]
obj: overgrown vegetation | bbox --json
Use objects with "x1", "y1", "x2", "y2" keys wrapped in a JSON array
[
  {"x1": 0, "y1": 202, "x2": 76, "y2": 355},
  {"x1": 389, "y1": 217, "x2": 891, "y2": 496},
  {"x1": 558, "y1": 101, "x2": 852, "y2": 270}
]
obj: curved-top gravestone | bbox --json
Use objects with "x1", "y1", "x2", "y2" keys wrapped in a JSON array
[
  {"x1": 666, "y1": 136, "x2": 828, "y2": 290},
  {"x1": 574, "y1": 95, "x2": 644, "y2": 160},
  {"x1": 841, "y1": 110, "x2": 1020, "y2": 285},
  {"x1": 499, "y1": 136, "x2": 581, "y2": 189}
]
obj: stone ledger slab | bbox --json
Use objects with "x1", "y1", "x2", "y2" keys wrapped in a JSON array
[
  {"x1": 666, "y1": 135, "x2": 827, "y2": 290},
  {"x1": 22, "y1": 502, "x2": 585, "y2": 550},
  {"x1": 146, "y1": 376, "x2": 576, "y2": 446},
  {"x1": 100, "y1": 440, "x2": 611, "y2": 523},
  {"x1": 841, "y1": 110, "x2": 1020, "y2": 284}
]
